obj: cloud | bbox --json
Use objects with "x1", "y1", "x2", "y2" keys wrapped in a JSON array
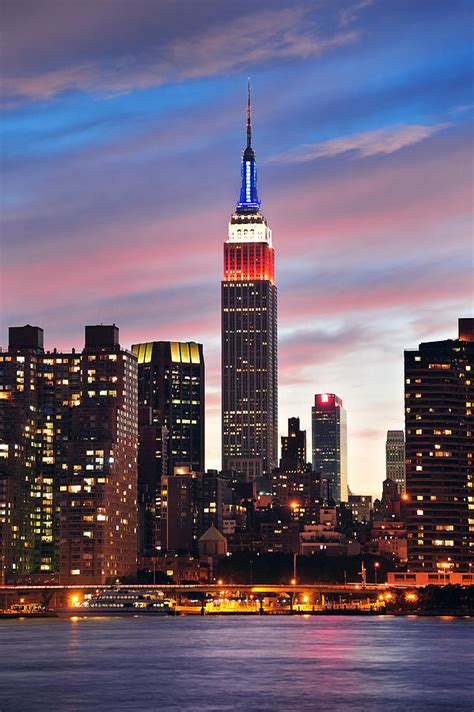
[
  {"x1": 338, "y1": 0, "x2": 374, "y2": 28},
  {"x1": 1, "y1": 6, "x2": 358, "y2": 102},
  {"x1": 268, "y1": 123, "x2": 452, "y2": 164}
]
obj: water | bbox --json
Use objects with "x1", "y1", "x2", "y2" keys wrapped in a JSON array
[{"x1": 0, "y1": 616, "x2": 472, "y2": 711}]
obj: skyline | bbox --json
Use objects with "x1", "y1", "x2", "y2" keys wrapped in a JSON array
[{"x1": 1, "y1": 0, "x2": 473, "y2": 495}]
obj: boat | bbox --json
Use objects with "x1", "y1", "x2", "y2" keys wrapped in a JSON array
[{"x1": 56, "y1": 589, "x2": 176, "y2": 617}]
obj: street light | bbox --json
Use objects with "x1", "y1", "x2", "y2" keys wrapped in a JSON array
[{"x1": 374, "y1": 561, "x2": 380, "y2": 585}]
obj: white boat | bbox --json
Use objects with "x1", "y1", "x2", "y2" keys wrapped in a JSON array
[{"x1": 57, "y1": 589, "x2": 176, "y2": 617}]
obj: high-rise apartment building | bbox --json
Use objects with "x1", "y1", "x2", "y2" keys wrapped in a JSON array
[
  {"x1": 59, "y1": 325, "x2": 138, "y2": 585},
  {"x1": 131, "y1": 341, "x2": 204, "y2": 553},
  {"x1": 312, "y1": 393, "x2": 348, "y2": 503},
  {"x1": 0, "y1": 325, "x2": 138, "y2": 585},
  {"x1": 0, "y1": 326, "x2": 82, "y2": 581},
  {"x1": 221, "y1": 84, "x2": 278, "y2": 481},
  {"x1": 405, "y1": 318, "x2": 473, "y2": 572},
  {"x1": 386, "y1": 430, "x2": 406, "y2": 492}
]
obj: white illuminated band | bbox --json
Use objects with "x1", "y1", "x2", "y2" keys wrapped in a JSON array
[
  {"x1": 245, "y1": 161, "x2": 251, "y2": 202},
  {"x1": 227, "y1": 221, "x2": 272, "y2": 246}
]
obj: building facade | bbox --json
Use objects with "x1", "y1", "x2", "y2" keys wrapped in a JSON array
[
  {"x1": 386, "y1": 430, "x2": 406, "y2": 492},
  {"x1": 160, "y1": 466, "x2": 198, "y2": 554},
  {"x1": 59, "y1": 326, "x2": 138, "y2": 584},
  {"x1": 312, "y1": 393, "x2": 348, "y2": 503},
  {"x1": 405, "y1": 318, "x2": 473, "y2": 572},
  {"x1": 131, "y1": 340, "x2": 204, "y2": 554},
  {"x1": 0, "y1": 325, "x2": 138, "y2": 585},
  {"x1": 221, "y1": 84, "x2": 278, "y2": 481},
  {"x1": 271, "y1": 417, "x2": 320, "y2": 524},
  {"x1": 280, "y1": 417, "x2": 306, "y2": 472}
]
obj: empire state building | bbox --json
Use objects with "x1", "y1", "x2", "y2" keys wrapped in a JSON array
[{"x1": 221, "y1": 84, "x2": 278, "y2": 482}]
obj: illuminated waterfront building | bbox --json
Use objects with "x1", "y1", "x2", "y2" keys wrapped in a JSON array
[
  {"x1": 386, "y1": 430, "x2": 406, "y2": 492},
  {"x1": 0, "y1": 325, "x2": 137, "y2": 585},
  {"x1": 405, "y1": 318, "x2": 473, "y2": 572},
  {"x1": 59, "y1": 326, "x2": 138, "y2": 584},
  {"x1": 312, "y1": 394, "x2": 348, "y2": 503},
  {"x1": 0, "y1": 326, "x2": 81, "y2": 581},
  {"x1": 221, "y1": 84, "x2": 278, "y2": 481},
  {"x1": 131, "y1": 340, "x2": 204, "y2": 553}
]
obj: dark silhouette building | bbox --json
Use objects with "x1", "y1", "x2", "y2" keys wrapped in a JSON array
[
  {"x1": 405, "y1": 318, "x2": 473, "y2": 572},
  {"x1": 312, "y1": 394, "x2": 348, "y2": 503},
  {"x1": 221, "y1": 84, "x2": 278, "y2": 482},
  {"x1": 271, "y1": 418, "x2": 320, "y2": 524},
  {"x1": 280, "y1": 417, "x2": 306, "y2": 472},
  {"x1": 131, "y1": 340, "x2": 204, "y2": 554}
]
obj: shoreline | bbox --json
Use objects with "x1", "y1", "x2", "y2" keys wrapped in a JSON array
[{"x1": 1, "y1": 609, "x2": 472, "y2": 620}]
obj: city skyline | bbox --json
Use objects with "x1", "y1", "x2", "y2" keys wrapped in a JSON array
[{"x1": 2, "y1": 1, "x2": 473, "y2": 496}]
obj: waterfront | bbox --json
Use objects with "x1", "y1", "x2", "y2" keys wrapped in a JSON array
[{"x1": 0, "y1": 616, "x2": 472, "y2": 711}]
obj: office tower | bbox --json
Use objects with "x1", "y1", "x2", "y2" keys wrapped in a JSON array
[
  {"x1": 0, "y1": 326, "x2": 82, "y2": 581},
  {"x1": 312, "y1": 393, "x2": 348, "y2": 503},
  {"x1": 405, "y1": 318, "x2": 473, "y2": 572},
  {"x1": 280, "y1": 417, "x2": 306, "y2": 472},
  {"x1": 131, "y1": 341, "x2": 204, "y2": 553},
  {"x1": 386, "y1": 430, "x2": 406, "y2": 492},
  {"x1": 59, "y1": 326, "x2": 138, "y2": 584},
  {"x1": 221, "y1": 83, "x2": 278, "y2": 482},
  {"x1": 271, "y1": 417, "x2": 320, "y2": 523},
  {"x1": 160, "y1": 466, "x2": 197, "y2": 553}
]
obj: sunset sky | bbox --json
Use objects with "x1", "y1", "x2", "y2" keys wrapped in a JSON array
[{"x1": 1, "y1": 0, "x2": 472, "y2": 495}]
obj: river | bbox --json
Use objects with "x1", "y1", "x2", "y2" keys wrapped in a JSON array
[{"x1": 0, "y1": 615, "x2": 472, "y2": 711}]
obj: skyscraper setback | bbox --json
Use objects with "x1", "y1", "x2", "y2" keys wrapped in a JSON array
[{"x1": 221, "y1": 84, "x2": 278, "y2": 481}]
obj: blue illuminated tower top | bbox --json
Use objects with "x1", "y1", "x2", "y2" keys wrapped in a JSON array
[{"x1": 236, "y1": 81, "x2": 261, "y2": 213}]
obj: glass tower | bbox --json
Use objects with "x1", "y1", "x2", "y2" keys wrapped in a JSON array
[{"x1": 312, "y1": 393, "x2": 348, "y2": 503}]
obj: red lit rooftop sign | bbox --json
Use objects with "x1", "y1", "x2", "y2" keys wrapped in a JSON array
[{"x1": 316, "y1": 393, "x2": 339, "y2": 406}]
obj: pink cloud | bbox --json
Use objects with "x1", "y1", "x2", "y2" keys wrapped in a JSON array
[{"x1": 268, "y1": 123, "x2": 452, "y2": 164}]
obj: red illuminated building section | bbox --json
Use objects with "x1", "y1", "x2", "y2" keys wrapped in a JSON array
[
  {"x1": 317, "y1": 393, "x2": 339, "y2": 406},
  {"x1": 224, "y1": 241, "x2": 275, "y2": 284}
]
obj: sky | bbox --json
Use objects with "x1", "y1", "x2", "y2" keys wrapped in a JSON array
[{"x1": 1, "y1": 0, "x2": 473, "y2": 496}]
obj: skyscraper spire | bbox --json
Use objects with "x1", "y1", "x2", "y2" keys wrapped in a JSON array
[
  {"x1": 247, "y1": 78, "x2": 252, "y2": 149},
  {"x1": 222, "y1": 80, "x2": 278, "y2": 482},
  {"x1": 237, "y1": 80, "x2": 260, "y2": 211}
]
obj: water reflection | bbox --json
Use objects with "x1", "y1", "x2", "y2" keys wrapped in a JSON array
[{"x1": 0, "y1": 616, "x2": 472, "y2": 711}]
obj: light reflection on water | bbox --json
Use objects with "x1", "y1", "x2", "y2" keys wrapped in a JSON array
[{"x1": 0, "y1": 616, "x2": 472, "y2": 711}]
